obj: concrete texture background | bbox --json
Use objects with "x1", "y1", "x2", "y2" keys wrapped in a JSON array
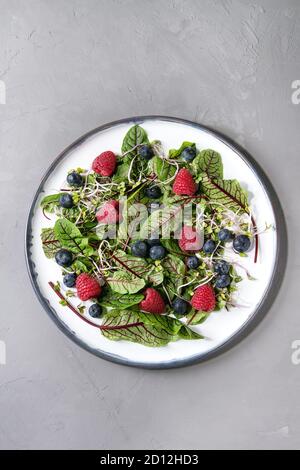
[{"x1": 0, "y1": 0, "x2": 299, "y2": 450}]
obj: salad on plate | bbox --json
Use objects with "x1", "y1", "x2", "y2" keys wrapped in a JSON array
[{"x1": 40, "y1": 124, "x2": 264, "y2": 347}]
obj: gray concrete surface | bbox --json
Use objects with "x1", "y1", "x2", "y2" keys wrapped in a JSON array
[{"x1": 0, "y1": 0, "x2": 299, "y2": 450}]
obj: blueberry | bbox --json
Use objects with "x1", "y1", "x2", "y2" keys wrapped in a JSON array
[
  {"x1": 89, "y1": 303, "x2": 102, "y2": 318},
  {"x1": 149, "y1": 245, "x2": 166, "y2": 260},
  {"x1": 215, "y1": 274, "x2": 231, "y2": 289},
  {"x1": 218, "y1": 229, "x2": 233, "y2": 242},
  {"x1": 131, "y1": 241, "x2": 149, "y2": 258},
  {"x1": 172, "y1": 297, "x2": 189, "y2": 315},
  {"x1": 214, "y1": 260, "x2": 230, "y2": 275},
  {"x1": 63, "y1": 272, "x2": 76, "y2": 287},
  {"x1": 59, "y1": 193, "x2": 74, "y2": 208},
  {"x1": 55, "y1": 249, "x2": 73, "y2": 267},
  {"x1": 233, "y1": 234, "x2": 251, "y2": 253},
  {"x1": 147, "y1": 235, "x2": 161, "y2": 247},
  {"x1": 67, "y1": 172, "x2": 83, "y2": 187},
  {"x1": 186, "y1": 256, "x2": 200, "y2": 269},
  {"x1": 145, "y1": 186, "x2": 162, "y2": 199},
  {"x1": 138, "y1": 145, "x2": 154, "y2": 160},
  {"x1": 203, "y1": 239, "x2": 216, "y2": 254},
  {"x1": 181, "y1": 146, "x2": 196, "y2": 162}
]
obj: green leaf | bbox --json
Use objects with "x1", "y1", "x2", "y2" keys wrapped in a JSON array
[
  {"x1": 150, "y1": 156, "x2": 176, "y2": 181},
  {"x1": 60, "y1": 206, "x2": 82, "y2": 223},
  {"x1": 112, "y1": 162, "x2": 130, "y2": 182},
  {"x1": 169, "y1": 141, "x2": 195, "y2": 159},
  {"x1": 72, "y1": 257, "x2": 94, "y2": 273},
  {"x1": 87, "y1": 232, "x2": 101, "y2": 245},
  {"x1": 162, "y1": 254, "x2": 186, "y2": 278},
  {"x1": 112, "y1": 250, "x2": 149, "y2": 279},
  {"x1": 177, "y1": 324, "x2": 204, "y2": 340},
  {"x1": 54, "y1": 218, "x2": 94, "y2": 255},
  {"x1": 160, "y1": 255, "x2": 186, "y2": 299},
  {"x1": 83, "y1": 221, "x2": 98, "y2": 231},
  {"x1": 201, "y1": 175, "x2": 249, "y2": 213},
  {"x1": 148, "y1": 268, "x2": 164, "y2": 286},
  {"x1": 186, "y1": 310, "x2": 209, "y2": 325},
  {"x1": 40, "y1": 228, "x2": 61, "y2": 258},
  {"x1": 140, "y1": 206, "x2": 182, "y2": 239},
  {"x1": 101, "y1": 311, "x2": 173, "y2": 347},
  {"x1": 126, "y1": 180, "x2": 149, "y2": 204},
  {"x1": 40, "y1": 193, "x2": 65, "y2": 213},
  {"x1": 138, "y1": 312, "x2": 182, "y2": 334},
  {"x1": 107, "y1": 271, "x2": 145, "y2": 294},
  {"x1": 162, "y1": 278, "x2": 177, "y2": 301},
  {"x1": 99, "y1": 292, "x2": 144, "y2": 309},
  {"x1": 138, "y1": 312, "x2": 203, "y2": 341},
  {"x1": 40, "y1": 193, "x2": 62, "y2": 208},
  {"x1": 161, "y1": 239, "x2": 184, "y2": 257},
  {"x1": 121, "y1": 125, "x2": 149, "y2": 159},
  {"x1": 192, "y1": 149, "x2": 223, "y2": 179}
]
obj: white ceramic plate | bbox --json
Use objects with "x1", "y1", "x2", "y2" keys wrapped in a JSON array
[{"x1": 25, "y1": 116, "x2": 286, "y2": 368}]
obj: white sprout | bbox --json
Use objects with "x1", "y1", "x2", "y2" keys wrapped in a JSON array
[
  {"x1": 176, "y1": 276, "x2": 199, "y2": 293},
  {"x1": 231, "y1": 261, "x2": 256, "y2": 280},
  {"x1": 90, "y1": 258, "x2": 103, "y2": 277},
  {"x1": 127, "y1": 155, "x2": 137, "y2": 185},
  {"x1": 97, "y1": 239, "x2": 115, "y2": 270},
  {"x1": 210, "y1": 240, "x2": 221, "y2": 264},
  {"x1": 162, "y1": 284, "x2": 172, "y2": 304},
  {"x1": 194, "y1": 274, "x2": 216, "y2": 289},
  {"x1": 121, "y1": 143, "x2": 143, "y2": 158},
  {"x1": 74, "y1": 207, "x2": 84, "y2": 225},
  {"x1": 82, "y1": 170, "x2": 91, "y2": 192}
]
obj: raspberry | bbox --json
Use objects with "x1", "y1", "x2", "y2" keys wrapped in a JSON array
[
  {"x1": 96, "y1": 200, "x2": 121, "y2": 224},
  {"x1": 76, "y1": 273, "x2": 102, "y2": 301},
  {"x1": 139, "y1": 288, "x2": 165, "y2": 314},
  {"x1": 178, "y1": 225, "x2": 203, "y2": 252},
  {"x1": 191, "y1": 284, "x2": 216, "y2": 312},
  {"x1": 92, "y1": 151, "x2": 117, "y2": 177},
  {"x1": 172, "y1": 168, "x2": 197, "y2": 196}
]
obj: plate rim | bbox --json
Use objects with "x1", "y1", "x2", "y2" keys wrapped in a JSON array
[{"x1": 25, "y1": 115, "x2": 287, "y2": 369}]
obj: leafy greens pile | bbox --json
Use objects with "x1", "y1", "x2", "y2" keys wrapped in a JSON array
[{"x1": 40, "y1": 124, "x2": 257, "y2": 347}]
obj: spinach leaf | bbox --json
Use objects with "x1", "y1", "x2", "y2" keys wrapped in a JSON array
[
  {"x1": 160, "y1": 255, "x2": 186, "y2": 299},
  {"x1": 140, "y1": 206, "x2": 182, "y2": 239},
  {"x1": 101, "y1": 311, "x2": 173, "y2": 347},
  {"x1": 138, "y1": 312, "x2": 182, "y2": 334},
  {"x1": 138, "y1": 312, "x2": 203, "y2": 341},
  {"x1": 112, "y1": 250, "x2": 149, "y2": 279},
  {"x1": 40, "y1": 228, "x2": 61, "y2": 258},
  {"x1": 112, "y1": 161, "x2": 130, "y2": 183},
  {"x1": 99, "y1": 292, "x2": 144, "y2": 309},
  {"x1": 161, "y1": 239, "x2": 185, "y2": 257},
  {"x1": 40, "y1": 193, "x2": 64, "y2": 213},
  {"x1": 72, "y1": 257, "x2": 94, "y2": 273},
  {"x1": 162, "y1": 278, "x2": 177, "y2": 301},
  {"x1": 162, "y1": 254, "x2": 186, "y2": 278},
  {"x1": 177, "y1": 324, "x2": 204, "y2": 340},
  {"x1": 150, "y1": 156, "x2": 176, "y2": 181},
  {"x1": 201, "y1": 175, "x2": 249, "y2": 213},
  {"x1": 40, "y1": 193, "x2": 62, "y2": 207},
  {"x1": 100, "y1": 310, "x2": 202, "y2": 346},
  {"x1": 121, "y1": 125, "x2": 149, "y2": 159},
  {"x1": 54, "y1": 218, "x2": 94, "y2": 256},
  {"x1": 186, "y1": 310, "x2": 209, "y2": 325},
  {"x1": 192, "y1": 149, "x2": 223, "y2": 179},
  {"x1": 147, "y1": 268, "x2": 164, "y2": 286},
  {"x1": 169, "y1": 141, "x2": 195, "y2": 159},
  {"x1": 107, "y1": 271, "x2": 145, "y2": 294}
]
